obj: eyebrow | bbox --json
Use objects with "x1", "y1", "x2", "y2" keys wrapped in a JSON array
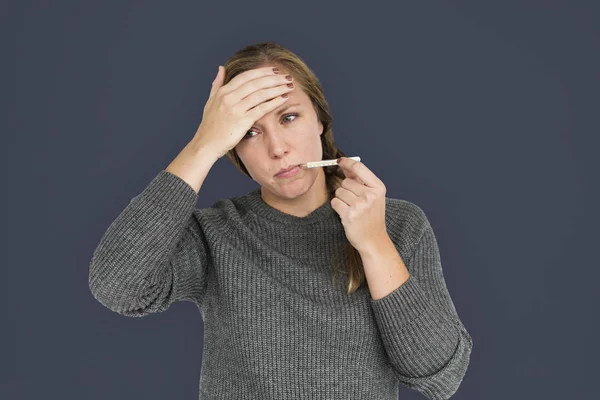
[
  {"x1": 252, "y1": 103, "x2": 301, "y2": 129},
  {"x1": 274, "y1": 103, "x2": 301, "y2": 115}
]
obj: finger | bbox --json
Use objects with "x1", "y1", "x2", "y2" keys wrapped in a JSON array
[
  {"x1": 335, "y1": 187, "x2": 359, "y2": 207},
  {"x1": 247, "y1": 92, "x2": 290, "y2": 120},
  {"x1": 209, "y1": 65, "x2": 223, "y2": 99},
  {"x1": 339, "y1": 160, "x2": 367, "y2": 186},
  {"x1": 220, "y1": 66, "x2": 279, "y2": 96},
  {"x1": 338, "y1": 158, "x2": 380, "y2": 188},
  {"x1": 341, "y1": 176, "x2": 369, "y2": 196},
  {"x1": 240, "y1": 80, "x2": 293, "y2": 114},
  {"x1": 331, "y1": 196, "x2": 350, "y2": 215}
]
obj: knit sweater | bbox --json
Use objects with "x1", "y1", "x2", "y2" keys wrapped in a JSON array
[{"x1": 88, "y1": 169, "x2": 473, "y2": 400}]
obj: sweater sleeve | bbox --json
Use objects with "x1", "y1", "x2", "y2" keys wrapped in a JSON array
[
  {"x1": 369, "y1": 212, "x2": 473, "y2": 400},
  {"x1": 88, "y1": 170, "x2": 211, "y2": 317}
]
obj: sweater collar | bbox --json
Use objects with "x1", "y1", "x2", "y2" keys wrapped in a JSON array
[
  {"x1": 240, "y1": 187, "x2": 339, "y2": 226},
  {"x1": 237, "y1": 187, "x2": 348, "y2": 269}
]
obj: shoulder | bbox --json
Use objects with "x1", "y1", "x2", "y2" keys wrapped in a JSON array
[
  {"x1": 384, "y1": 196, "x2": 430, "y2": 231},
  {"x1": 187, "y1": 195, "x2": 248, "y2": 239},
  {"x1": 384, "y1": 196, "x2": 431, "y2": 254},
  {"x1": 191, "y1": 190, "x2": 260, "y2": 228},
  {"x1": 192, "y1": 195, "x2": 242, "y2": 221}
]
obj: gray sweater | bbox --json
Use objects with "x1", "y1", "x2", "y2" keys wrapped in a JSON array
[{"x1": 88, "y1": 170, "x2": 473, "y2": 400}]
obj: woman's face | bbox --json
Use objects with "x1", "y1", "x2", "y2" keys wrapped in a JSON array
[{"x1": 234, "y1": 73, "x2": 325, "y2": 202}]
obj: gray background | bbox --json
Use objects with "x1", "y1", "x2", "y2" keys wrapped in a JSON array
[{"x1": 4, "y1": 0, "x2": 599, "y2": 399}]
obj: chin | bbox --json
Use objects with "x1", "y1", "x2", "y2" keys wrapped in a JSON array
[
  {"x1": 276, "y1": 183, "x2": 309, "y2": 198},
  {"x1": 267, "y1": 176, "x2": 311, "y2": 198}
]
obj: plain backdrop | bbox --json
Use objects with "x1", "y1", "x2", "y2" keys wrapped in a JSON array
[{"x1": 4, "y1": 1, "x2": 599, "y2": 399}]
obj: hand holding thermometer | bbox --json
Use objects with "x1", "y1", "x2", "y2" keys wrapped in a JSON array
[{"x1": 299, "y1": 156, "x2": 360, "y2": 169}]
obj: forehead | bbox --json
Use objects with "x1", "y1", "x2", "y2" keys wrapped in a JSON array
[
  {"x1": 254, "y1": 91, "x2": 307, "y2": 124},
  {"x1": 282, "y1": 84, "x2": 308, "y2": 103},
  {"x1": 271, "y1": 90, "x2": 307, "y2": 115}
]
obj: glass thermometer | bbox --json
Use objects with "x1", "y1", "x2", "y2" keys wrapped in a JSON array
[{"x1": 298, "y1": 156, "x2": 360, "y2": 169}]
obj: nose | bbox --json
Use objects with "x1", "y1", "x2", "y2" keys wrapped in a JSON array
[{"x1": 265, "y1": 130, "x2": 291, "y2": 157}]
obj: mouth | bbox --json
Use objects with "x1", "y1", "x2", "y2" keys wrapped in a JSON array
[{"x1": 275, "y1": 164, "x2": 301, "y2": 177}]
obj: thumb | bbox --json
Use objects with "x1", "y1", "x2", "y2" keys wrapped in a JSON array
[{"x1": 209, "y1": 65, "x2": 224, "y2": 98}]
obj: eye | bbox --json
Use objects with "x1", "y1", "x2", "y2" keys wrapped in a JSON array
[
  {"x1": 244, "y1": 113, "x2": 299, "y2": 139},
  {"x1": 282, "y1": 113, "x2": 298, "y2": 123}
]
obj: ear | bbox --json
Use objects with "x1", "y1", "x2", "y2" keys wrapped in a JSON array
[{"x1": 318, "y1": 120, "x2": 324, "y2": 136}]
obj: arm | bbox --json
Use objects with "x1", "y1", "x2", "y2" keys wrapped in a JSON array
[
  {"x1": 88, "y1": 139, "x2": 219, "y2": 317},
  {"x1": 366, "y1": 210, "x2": 473, "y2": 400}
]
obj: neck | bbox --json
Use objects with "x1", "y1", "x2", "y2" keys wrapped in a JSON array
[{"x1": 261, "y1": 169, "x2": 329, "y2": 218}]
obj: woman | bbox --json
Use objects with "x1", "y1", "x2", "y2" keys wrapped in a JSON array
[{"x1": 88, "y1": 42, "x2": 473, "y2": 400}]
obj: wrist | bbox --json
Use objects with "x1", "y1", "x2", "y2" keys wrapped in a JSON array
[
  {"x1": 357, "y1": 232, "x2": 393, "y2": 258},
  {"x1": 190, "y1": 136, "x2": 222, "y2": 163}
]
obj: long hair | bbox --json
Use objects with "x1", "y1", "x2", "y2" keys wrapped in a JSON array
[{"x1": 222, "y1": 42, "x2": 366, "y2": 295}]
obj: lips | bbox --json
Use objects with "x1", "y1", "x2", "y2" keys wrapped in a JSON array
[{"x1": 275, "y1": 165, "x2": 299, "y2": 176}]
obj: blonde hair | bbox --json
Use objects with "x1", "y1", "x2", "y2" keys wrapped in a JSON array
[{"x1": 222, "y1": 42, "x2": 366, "y2": 295}]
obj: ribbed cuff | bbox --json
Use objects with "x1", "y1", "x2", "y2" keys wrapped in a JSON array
[
  {"x1": 369, "y1": 274, "x2": 464, "y2": 382},
  {"x1": 370, "y1": 273, "x2": 433, "y2": 330}
]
